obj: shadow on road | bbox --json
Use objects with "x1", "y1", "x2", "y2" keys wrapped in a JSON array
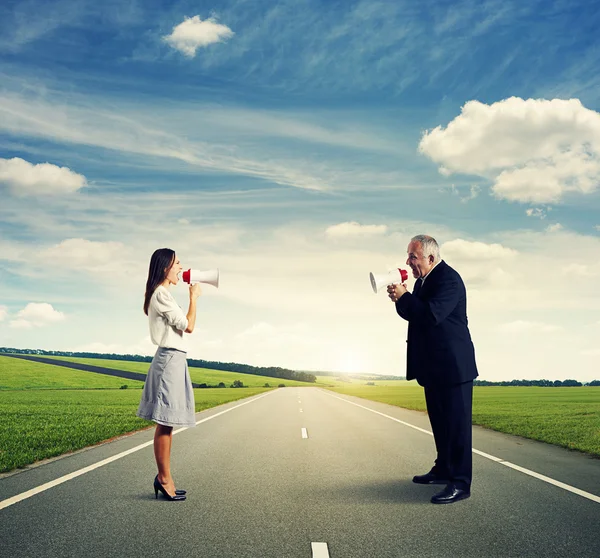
[
  {"x1": 312, "y1": 479, "x2": 434, "y2": 505},
  {"x1": 131, "y1": 493, "x2": 176, "y2": 502}
]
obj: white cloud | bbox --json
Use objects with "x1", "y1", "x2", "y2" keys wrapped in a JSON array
[
  {"x1": 562, "y1": 263, "x2": 597, "y2": 277},
  {"x1": 446, "y1": 184, "x2": 480, "y2": 203},
  {"x1": 0, "y1": 305, "x2": 7, "y2": 321},
  {"x1": 594, "y1": 225, "x2": 600, "y2": 232},
  {"x1": 42, "y1": 238, "x2": 126, "y2": 271},
  {"x1": 526, "y1": 207, "x2": 547, "y2": 219},
  {"x1": 462, "y1": 184, "x2": 480, "y2": 203},
  {"x1": 0, "y1": 157, "x2": 87, "y2": 196},
  {"x1": 200, "y1": 107, "x2": 397, "y2": 153},
  {"x1": 10, "y1": 303, "x2": 65, "y2": 329},
  {"x1": 69, "y1": 337, "x2": 156, "y2": 358},
  {"x1": 441, "y1": 239, "x2": 517, "y2": 261},
  {"x1": 546, "y1": 223, "x2": 563, "y2": 232},
  {"x1": 419, "y1": 97, "x2": 600, "y2": 203},
  {"x1": 0, "y1": 0, "x2": 87, "y2": 53},
  {"x1": 325, "y1": 222, "x2": 388, "y2": 238},
  {"x1": 163, "y1": 16, "x2": 234, "y2": 57},
  {"x1": 9, "y1": 319, "x2": 34, "y2": 329},
  {"x1": 197, "y1": 321, "x2": 372, "y2": 373},
  {"x1": 438, "y1": 239, "x2": 518, "y2": 291},
  {"x1": 498, "y1": 320, "x2": 563, "y2": 333}
]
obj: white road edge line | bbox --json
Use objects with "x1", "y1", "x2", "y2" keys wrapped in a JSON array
[
  {"x1": 0, "y1": 390, "x2": 275, "y2": 512},
  {"x1": 323, "y1": 391, "x2": 600, "y2": 505},
  {"x1": 302, "y1": 427, "x2": 309, "y2": 439},
  {"x1": 311, "y1": 542, "x2": 330, "y2": 557}
]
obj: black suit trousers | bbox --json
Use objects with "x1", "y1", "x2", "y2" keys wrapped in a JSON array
[{"x1": 424, "y1": 380, "x2": 473, "y2": 490}]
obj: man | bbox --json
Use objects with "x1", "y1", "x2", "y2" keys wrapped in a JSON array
[{"x1": 387, "y1": 235, "x2": 478, "y2": 504}]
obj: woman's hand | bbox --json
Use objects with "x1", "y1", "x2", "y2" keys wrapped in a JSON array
[
  {"x1": 185, "y1": 284, "x2": 201, "y2": 333},
  {"x1": 189, "y1": 283, "x2": 202, "y2": 300}
]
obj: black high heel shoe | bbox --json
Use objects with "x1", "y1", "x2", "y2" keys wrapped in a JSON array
[{"x1": 153, "y1": 475, "x2": 186, "y2": 501}]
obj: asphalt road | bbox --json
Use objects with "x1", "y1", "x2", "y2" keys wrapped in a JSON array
[{"x1": 1, "y1": 387, "x2": 599, "y2": 557}]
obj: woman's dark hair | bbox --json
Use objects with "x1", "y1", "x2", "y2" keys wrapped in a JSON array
[{"x1": 144, "y1": 248, "x2": 175, "y2": 315}]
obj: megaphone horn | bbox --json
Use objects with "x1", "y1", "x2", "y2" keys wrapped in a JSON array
[
  {"x1": 369, "y1": 268, "x2": 408, "y2": 293},
  {"x1": 182, "y1": 269, "x2": 219, "y2": 288}
]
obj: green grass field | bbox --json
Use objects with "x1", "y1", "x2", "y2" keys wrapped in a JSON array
[
  {"x1": 38, "y1": 355, "x2": 328, "y2": 387},
  {"x1": 0, "y1": 356, "x2": 146, "y2": 390},
  {"x1": 327, "y1": 383, "x2": 600, "y2": 456}
]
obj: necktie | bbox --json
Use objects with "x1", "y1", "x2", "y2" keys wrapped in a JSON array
[{"x1": 413, "y1": 277, "x2": 423, "y2": 297}]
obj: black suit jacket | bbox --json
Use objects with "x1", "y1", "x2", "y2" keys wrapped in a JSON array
[{"x1": 395, "y1": 260, "x2": 478, "y2": 387}]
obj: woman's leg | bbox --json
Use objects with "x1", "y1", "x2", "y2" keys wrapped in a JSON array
[{"x1": 154, "y1": 424, "x2": 175, "y2": 495}]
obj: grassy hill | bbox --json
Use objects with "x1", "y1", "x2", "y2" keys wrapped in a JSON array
[
  {"x1": 0, "y1": 356, "x2": 145, "y2": 390},
  {"x1": 26, "y1": 355, "x2": 332, "y2": 388}
]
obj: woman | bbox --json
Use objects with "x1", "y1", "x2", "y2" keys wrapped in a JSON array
[{"x1": 136, "y1": 248, "x2": 201, "y2": 501}]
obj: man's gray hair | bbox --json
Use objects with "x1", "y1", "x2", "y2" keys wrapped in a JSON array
[{"x1": 411, "y1": 235, "x2": 441, "y2": 263}]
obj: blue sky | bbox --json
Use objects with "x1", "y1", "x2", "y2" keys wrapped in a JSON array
[{"x1": 1, "y1": 0, "x2": 599, "y2": 381}]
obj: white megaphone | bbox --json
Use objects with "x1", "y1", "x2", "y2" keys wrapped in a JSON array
[
  {"x1": 369, "y1": 268, "x2": 408, "y2": 293},
  {"x1": 182, "y1": 268, "x2": 219, "y2": 288}
]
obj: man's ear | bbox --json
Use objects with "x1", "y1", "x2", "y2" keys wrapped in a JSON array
[{"x1": 428, "y1": 255, "x2": 434, "y2": 264}]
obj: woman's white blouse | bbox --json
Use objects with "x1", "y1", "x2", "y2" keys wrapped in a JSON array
[{"x1": 148, "y1": 286, "x2": 188, "y2": 351}]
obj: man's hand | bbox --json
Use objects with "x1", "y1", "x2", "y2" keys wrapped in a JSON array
[{"x1": 387, "y1": 283, "x2": 408, "y2": 302}]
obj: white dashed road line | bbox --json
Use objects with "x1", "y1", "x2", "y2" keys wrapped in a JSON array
[
  {"x1": 301, "y1": 428, "x2": 309, "y2": 439},
  {"x1": 311, "y1": 542, "x2": 330, "y2": 557}
]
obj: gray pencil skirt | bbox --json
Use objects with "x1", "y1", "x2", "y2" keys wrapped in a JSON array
[{"x1": 136, "y1": 347, "x2": 196, "y2": 428}]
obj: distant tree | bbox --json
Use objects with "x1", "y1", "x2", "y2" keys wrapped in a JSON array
[
  {"x1": 562, "y1": 379, "x2": 582, "y2": 387},
  {"x1": 278, "y1": 384, "x2": 286, "y2": 388},
  {"x1": 264, "y1": 383, "x2": 270, "y2": 387},
  {"x1": 217, "y1": 382, "x2": 226, "y2": 388},
  {"x1": 231, "y1": 380, "x2": 245, "y2": 388},
  {"x1": 588, "y1": 380, "x2": 600, "y2": 386}
]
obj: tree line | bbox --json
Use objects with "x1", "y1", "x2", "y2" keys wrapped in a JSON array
[
  {"x1": 474, "y1": 379, "x2": 600, "y2": 387},
  {"x1": 0, "y1": 347, "x2": 317, "y2": 384}
]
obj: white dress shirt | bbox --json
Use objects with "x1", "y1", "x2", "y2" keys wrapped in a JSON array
[
  {"x1": 148, "y1": 285, "x2": 188, "y2": 352},
  {"x1": 419, "y1": 259, "x2": 442, "y2": 286}
]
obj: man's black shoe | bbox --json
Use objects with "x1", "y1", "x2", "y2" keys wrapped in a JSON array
[
  {"x1": 431, "y1": 483, "x2": 470, "y2": 504},
  {"x1": 412, "y1": 472, "x2": 449, "y2": 485}
]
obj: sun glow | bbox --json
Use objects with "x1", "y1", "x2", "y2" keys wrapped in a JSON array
[{"x1": 334, "y1": 350, "x2": 367, "y2": 374}]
